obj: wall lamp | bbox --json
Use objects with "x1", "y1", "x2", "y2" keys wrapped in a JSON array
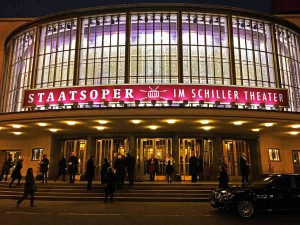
[
  {"x1": 151, "y1": 100, "x2": 157, "y2": 106},
  {"x1": 230, "y1": 102, "x2": 237, "y2": 108},
  {"x1": 119, "y1": 100, "x2": 125, "y2": 107},
  {"x1": 199, "y1": 100, "x2": 205, "y2": 107},
  {"x1": 58, "y1": 102, "x2": 65, "y2": 109},
  {"x1": 135, "y1": 100, "x2": 140, "y2": 107},
  {"x1": 244, "y1": 102, "x2": 251, "y2": 109},
  {"x1": 183, "y1": 100, "x2": 189, "y2": 106},
  {"x1": 259, "y1": 103, "x2": 266, "y2": 110},
  {"x1": 103, "y1": 101, "x2": 109, "y2": 107},
  {"x1": 88, "y1": 101, "x2": 94, "y2": 108},
  {"x1": 31, "y1": 103, "x2": 37, "y2": 111},
  {"x1": 214, "y1": 101, "x2": 220, "y2": 107},
  {"x1": 44, "y1": 103, "x2": 50, "y2": 110},
  {"x1": 273, "y1": 104, "x2": 280, "y2": 110},
  {"x1": 72, "y1": 102, "x2": 79, "y2": 109},
  {"x1": 167, "y1": 100, "x2": 173, "y2": 106}
]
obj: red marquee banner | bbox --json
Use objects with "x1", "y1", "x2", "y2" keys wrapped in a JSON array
[{"x1": 23, "y1": 84, "x2": 289, "y2": 107}]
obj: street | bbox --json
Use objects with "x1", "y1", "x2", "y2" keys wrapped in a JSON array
[{"x1": 0, "y1": 199, "x2": 300, "y2": 225}]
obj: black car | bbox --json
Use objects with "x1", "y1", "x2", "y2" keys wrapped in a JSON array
[{"x1": 210, "y1": 174, "x2": 300, "y2": 218}]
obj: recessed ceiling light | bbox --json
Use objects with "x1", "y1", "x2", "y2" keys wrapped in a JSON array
[
  {"x1": 38, "y1": 123, "x2": 47, "y2": 127},
  {"x1": 131, "y1": 120, "x2": 141, "y2": 124},
  {"x1": 264, "y1": 123, "x2": 274, "y2": 127},
  {"x1": 98, "y1": 120, "x2": 108, "y2": 124},
  {"x1": 251, "y1": 128, "x2": 260, "y2": 132},
  {"x1": 290, "y1": 131, "x2": 298, "y2": 135},
  {"x1": 149, "y1": 125, "x2": 158, "y2": 130},
  {"x1": 49, "y1": 128, "x2": 58, "y2": 132},
  {"x1": 12, "y1": 124, "x2": 22, "y2": 128},
  {"x1": 12, "y1": 132, "x2": 22, "y2": 135},
  {"x1": 96, "y1": 126, "x2": 105, "y2": 130},
  {"x1": 66, "y1": 121, "x2": 76, "y2": 125},
  {"x1": 166, "y1": 119, "x2": 176, "y2": 124},
  {"x1": 200, "y1": 120, "x2": 210, "y2": 124},
  {"x1": 291, "y1": 124, "x2": 300, "y2": 129},
  {"x1": 233, "y1": 121, "x2": 243, "y2": 125},
  {"x1": 202, "y1": 126, "x2": 212, "y2": 131}
]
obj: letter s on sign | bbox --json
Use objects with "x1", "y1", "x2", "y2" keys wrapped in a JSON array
[{"x1": 28, "y1": 93, "x2": 34, "y2": 103}]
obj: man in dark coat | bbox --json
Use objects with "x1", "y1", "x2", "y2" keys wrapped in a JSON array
[
  {"x1": 0, "y1": 155, "x2": 13, "y2": 181},
  {"x1": 114, "y1": 154, "x2": 126, "y2": 189},
  {"x1": 189, "y1": 154, "x2": 198, "y2": 182},
  {"x1": 40, "y1": 154, "x2": 49, "y2": 183},
  {"x1": 125, "y1": 152, "x2": 136, "y2": 187},
  {"x1": 85, "y1": 155, "x2": 96, "y2": 190},
  {"x1": 68, "y1": 152, "x2": 78, "y2": 183},
  {"x1": 100, "y1": 158, "x2": 110, "y2": 184},
  {"x1": 240, "y1": 153, "x2": 249, "y2": 184},
  {"x1": 54, "y1": 155, "x2": 67, "y2": 182}
]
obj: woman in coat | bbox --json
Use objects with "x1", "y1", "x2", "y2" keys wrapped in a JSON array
[
  {"x1": 85, "y1": 156, "x2": 96, "y2": 190},
  {"x1": 16, "y1": 168, "x2": 37, "y2": 207},
  {"x1": 103, "y1": 167, "x2": 116, "y2": 203},
  {"x1": 9, "y1": 159, "x2": 24, "y2": 187},
  {"x1": 100, "y1": 158, "x2": 110, "y2": 184}
]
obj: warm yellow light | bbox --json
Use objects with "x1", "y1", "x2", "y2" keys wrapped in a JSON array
[
  {"x1": 98, "y1": 120, "x2": 108, "y2": 124},
  {"x1": 96, "y1": 126, "x2": 105, "y2": 130},
  {"x1": 166, "y1": 119, "x2": 176, "y2": 124},
  {"x1": 291, "y1": 124, "x2": 300, "y2": 129},
  {"x1": 49, "y1": 128, "x2": 58, "y2": 132},
  {"x1": 290, "y1": 131, "x2": 298, "y2": 135},
  {"x1": 202, "y1": 126, "x2": 212, "y2": 131},
  {"x1": 233, "y1": 121, "x2": 243, "y2": 125},
  {"x1": 149, "y1": 125, "x2": 158, "y2": 130},
  {"x1": 38, "y1": 123, "x2": 47, "y2": 127},
  {"x1": 199, "y1": 120, "x2": 210, "y2": 124},
  {"x1": 12, "y1": 132, "x2": 22, "y2": 135},
  {"x1": 264, "y1": 123, "x2": 274, "y2": 127},
  {"x1": 66, "y1": 121, "x2": 76, "y2": 125},
  {"x1": 131, "y1": 120, "x2": 141, "y2": 124},
  {"x1": 251, "y1": 128, "x2": 260, "y2": 132},
  {"x1": 12, "y1": 124, "x2": 22, "y2": 129}
]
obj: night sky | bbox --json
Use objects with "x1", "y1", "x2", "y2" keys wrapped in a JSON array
[{"x1": 0, "y1": 0, "x2": 274, "y2": 18}]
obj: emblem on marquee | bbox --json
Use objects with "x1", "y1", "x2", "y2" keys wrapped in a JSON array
[{"x1": 139, "y1": 86, "x2": 168, "y2": 100}]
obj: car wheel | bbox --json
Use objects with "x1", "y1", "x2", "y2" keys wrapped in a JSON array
[{"x1": 237, "y1": 200, "x2": 254, "y2": 218}]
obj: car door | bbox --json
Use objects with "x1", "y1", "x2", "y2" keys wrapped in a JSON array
[{"x1": 267, "y1": 175, "x2": 292, "y2": 210}]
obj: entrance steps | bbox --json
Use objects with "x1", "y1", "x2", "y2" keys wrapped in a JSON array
[{"x1": 0, "y1": 181, "x2": 236, "y2": 202}]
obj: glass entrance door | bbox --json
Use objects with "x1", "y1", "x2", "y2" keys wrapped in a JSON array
[
  {"x1": 62, "y1": 140, "x2": 87, "y2": 178},
  {"x1": 223, "y1": 140, "x2": 250, "y2": 180},
  {"x1": 95, "y1": 138, "x2": 129, "y2": 177},
  {"x1": 137, "y1": 138, "x2": 172, "y2": 181},
  {"x1": 179, "y1": 138, "x2": 213, "y2": 181},
  {"x1": 292, "y1": 151, "x2": 300, "y2": 173}
]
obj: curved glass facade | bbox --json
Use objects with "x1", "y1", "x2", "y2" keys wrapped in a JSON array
[{"x1": 1, "y1": 5, "x2": 300, "y2": 113}]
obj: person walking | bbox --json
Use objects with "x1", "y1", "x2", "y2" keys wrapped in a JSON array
[
  {"x1": 0, "y1": 155, "x2": 13, "y2": 181},
  {"x1": 39, "y1": 154, "x2": 49, "y2": 183},
  {"x1": 9, "y1": 159, "x2": 24, "y2": 187},
  {"x1": 103, "y1": 167, "x2": 116, "y2": 203},
  {"x1": 54, "y1": 155, "x2": 67, "y2": 182},
  {"x1": 67, "y1": 152, "x2": 78, "y2": 183},
  {"x1": 197, "y1": 155, "x2": 204, "y2": 181},
  {"x1": 114, "y1": 154, "x2": 126, "y2": 189},
  {"x1": 218, "y1": 155, "x2": 229, "y2": 189},
  {"x1": 148, "y1": 154, "x2": 158, "y2": 181},
  {"x1": 100, "y1": 158, "x2": 110, "y2": 184},
  {"x1": 85, "y1": 156, "x2": 96, "y2": 190},
  {"x1": 125, "y1": 152, "x2": 136, "y2": 187},
  {"x1": 189, "y1": 154, "x2": 198, "y2": 182},
  {"x1": 16, "y1": 168, "x2": 37, "y2": 207},
  {"x1": 165, "y1": 154, "x2": 175, "y2": 183},
  {"x1": 240, "y1": 153, "x2": 249, "y2": 184}
]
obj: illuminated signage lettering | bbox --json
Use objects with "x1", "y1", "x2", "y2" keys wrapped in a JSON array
[{"x1": 23, "y1": 84, "x2": 289, "y2": 107}]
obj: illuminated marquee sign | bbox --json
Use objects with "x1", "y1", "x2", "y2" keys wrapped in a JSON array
[{"x1": 23, "y1": 84, "x2": 289, "y2": 107}]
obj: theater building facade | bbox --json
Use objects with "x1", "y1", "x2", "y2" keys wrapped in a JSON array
[{"x1": 0, "y1": 4, "x2": 300, "y2": 181}]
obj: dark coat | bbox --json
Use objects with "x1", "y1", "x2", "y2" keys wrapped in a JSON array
[
  {"x1": 40, "y1": 158, "x2": 49, "y2": 172},
  {"x1": 11, "y1": 160, "x2": 23, "y2": 179},
  {"x1": 189, "y1": 156, "x2": 198, "y2": 175},
  {"x1": 58, "y1": 157, "x2": 67, "y2": 174},
  {"x1": 2, "y1": 157, "x2": 13, "y2": 170},
  {"x1": 85, "y1": 157, "x2": 96, "y2": 179},
  {"x1": 68, "y1": 155, "x2": 78, "y2": 172},
  {"x1": 101, "y1": 161, "x2": 110, "y2": 182},
  {"x1": 24, "y1": 173, "x2": 37, "y2": 194},
  {"x1": 240, "y1": 156, "x2": 248, "y2": 175},
  {"x1": 125, "y1": 154, "x2": 136, "y2": 173},
  {"x1": 114, "y1": 158, "x2": 126, "y2": 176},
  {"x1": 104, "y1": 170, "x2": 116, "y2": 194}
]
